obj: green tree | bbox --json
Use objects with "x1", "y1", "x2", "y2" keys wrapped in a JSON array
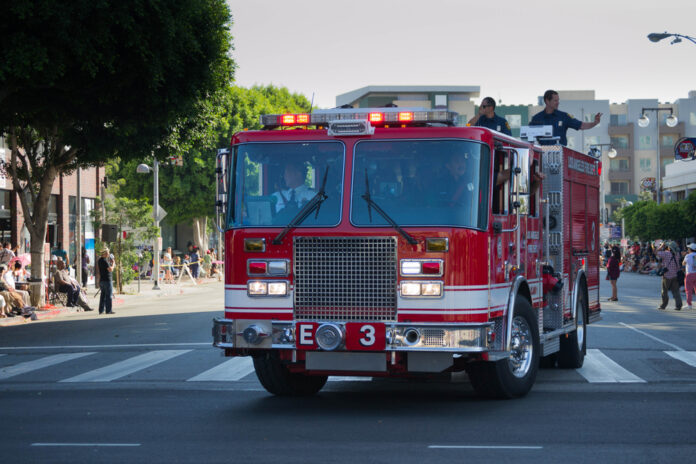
[
  {"x1": 109, "y1": 85, "x2": 311, "y2": 250},
  {"x1": 95, "y1": 197, "x2": 159, "y2": 293},
  {"x1": 0, "y1": 0, "x2": 234, "y2": 299}
]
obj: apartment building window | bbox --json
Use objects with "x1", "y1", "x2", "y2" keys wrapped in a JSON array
[
  {"x1": 434, "y1": 94, "x2": 447, "y2": 108},
  {"x1": 609, "y1": 159, "x2": 629, "y2": 172},
  {"x1": 583, "y1": 113, "x2": 597, "y2": 123},
  {"x1": 661, "y1": 134, "x2": 677, "y2": 147},
  {"x1": 610, "y1": 135, "x2": 629, "y2": 149},
  {"x1": 639, "y1": 158, "x2": 652, "y2": 171},
  {"x1": 638, "y1": 136, "x2": 652, "y2": 149},
  {"x1": 610, "y1": 182, "x2": 629, "y2": 195},
  {"x1": 691, "y1": 112, "x2": 696, "y2": 126},
  {"x1": 610, "y1": 114, "x2": 627, "y2": 126}
]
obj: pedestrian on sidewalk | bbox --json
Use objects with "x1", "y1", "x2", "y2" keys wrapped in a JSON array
[
  {"x1": 606, "y1": 246, "x2": 621, "y2": 301},
  {"x1": 656, "y1": 242, "x2": 683, "y2": 311},
  {"x1": 683, "y1": 243, "x2": 696, "y2": 310},
  {"x1": 97, "y1": 247, "x2": 115, "y2": 315}
]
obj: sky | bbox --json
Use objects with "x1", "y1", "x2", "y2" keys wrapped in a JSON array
[{"x1": 228, "y1": 0, "x2": 696, "y2": 109}]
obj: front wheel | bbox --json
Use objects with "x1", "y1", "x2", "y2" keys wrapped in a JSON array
[
  {"x1": 253, "y1": 352, "x2": 328, "y2": 396},
  {"x1": 466, "y1": 298, "x2": 540, "y2": 399},
  {"x1": 558, "y1": 286, "x2": 587, "y2": 368}
]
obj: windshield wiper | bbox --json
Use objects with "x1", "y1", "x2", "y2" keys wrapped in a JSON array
[
  {"x1": 361, "y1": 169, "x2": 418, "y2": 245},
  {"x1": 272, "y1": 166, "x2": 329, "y2": 245}
]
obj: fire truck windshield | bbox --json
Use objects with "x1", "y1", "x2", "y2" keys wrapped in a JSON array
[
  {"x1": 229, "y1": 141, "x2": 345, "y2": 228},
  {"x1": 351, "y1": 139, "x2": 490, "y2": 229}
]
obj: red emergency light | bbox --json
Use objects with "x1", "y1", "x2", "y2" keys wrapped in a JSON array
[
  {"x1": 281, "y1": 114, "x2": 296, "y2": 125},
  {"x1": 398, "y1": 112, "x2": 414, "y2": 122},
  {"x1": 296, "y1": 114, "x2": 310, "y2": 124},
  {"x1": 368, "y1": 112, "x2": 384, "y2": 123}
]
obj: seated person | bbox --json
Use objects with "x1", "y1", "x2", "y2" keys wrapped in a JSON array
[
  {"x1": 2, "y1": 262, "x2": 30, "y2": 307},
  {"x1": 53, "y1": 260, "x2": 94, "y2": 311},
  {"x1": 0, "y1": 264, "x2": 28, "y2": 311},
  {"x1": 272, "y1": 161, "x2": 315, "y2": 213}
]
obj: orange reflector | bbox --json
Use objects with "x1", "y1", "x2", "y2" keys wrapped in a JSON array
[
  {"x1": 368, "y1": 112, "x2": 384, "y2": 123},
  {"x1": 398, "y1": 112, "x2": 414, "y2": 122},
  {"x1": 296, "y1": 114, "x2": 310, "y2": 124},
  {"x1": 281, "y1": 114, "x2": 296, "y2": 125}
]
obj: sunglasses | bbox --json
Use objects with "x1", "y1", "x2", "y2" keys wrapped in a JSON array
[{"x1": 480, "y1": 104, "x2": 491, "y2": 108}]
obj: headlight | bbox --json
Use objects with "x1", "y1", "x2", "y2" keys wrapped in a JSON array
[
  {"x1": 248, "y1": 281, "x2": 267, "y2": 295},
  {"x1": 268, "y1": 282, "x2": 288, "y2": 296},
  {"x1": 400, "y1": 281, "x2": 443, "y2": 297},
  {"x1": 247, "y1": 280, "x2": 288, "y2": 297},
  {"x1": 421, "y1": 282, "x2": 442, "y2": 296}
]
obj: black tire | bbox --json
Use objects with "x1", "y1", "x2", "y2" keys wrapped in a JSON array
[
  {"x1": 558, "y1": 286, "x2": 587, "y2": 368},
  {"x1": 252, "y1": 352, "x2": 328, "y2": 396},
  {"x1": 466, "y1": 298, "x2": 540, "y2": 399}
]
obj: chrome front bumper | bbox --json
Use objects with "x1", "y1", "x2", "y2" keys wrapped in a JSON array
[{"x1": 213, "y1": 317, "x2": 493, "y2": 353}]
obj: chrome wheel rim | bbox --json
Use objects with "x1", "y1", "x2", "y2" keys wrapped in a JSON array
[
  {"x1": 576, "y1": 299, "x2": 585, "y2": 351},
  {"x1": 508, "y1": 316, "x2": 533, "y2": 378}
]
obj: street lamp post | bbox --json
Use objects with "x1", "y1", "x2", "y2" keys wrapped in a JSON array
[
  {"x1": 637, "y1": 108, "x2": 678, "y2": 204},
  {"x1": 589, "y1": 143, "x2": 616, "y2": 224},
  {"x1": 137, "y1": 159, "x2": 161, "y2": 290},
  {"x1": 647, "y1": 32, "x2": 696, "y2": 46}
]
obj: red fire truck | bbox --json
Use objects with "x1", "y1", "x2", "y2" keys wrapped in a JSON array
[{"x1": 213, "y1": 108, "x2": 601, "y2": 398}]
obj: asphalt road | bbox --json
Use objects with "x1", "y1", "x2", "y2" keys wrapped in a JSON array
[{"x1": 1, "y1": 273, "x2": 695, "y2": 464}]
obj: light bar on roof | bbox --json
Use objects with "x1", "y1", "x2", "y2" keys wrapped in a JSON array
[{"x1": 260, "y1": 109, "x2": 458, "y2": 129}]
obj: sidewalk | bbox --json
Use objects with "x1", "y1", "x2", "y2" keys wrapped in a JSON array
[{"x1": 0, "y1": 276, "x2": 223, "y2": 327}]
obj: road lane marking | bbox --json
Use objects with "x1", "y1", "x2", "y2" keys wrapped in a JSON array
[
  {"x1": 0, "y1": 342, "x2": 209, "y2": 350},
  {"x1": 577, "y1": 349, "x2": 645, "y2": 383},
  {"x1": 665, "y1": 351, "x2": 696, "y2": 368},
  {"x1": 31, "y1": 443, "x2": 140, "y2": 447},
  {"x1": 429, "y1": 445, "x2": 543, "y2": 450},
  {"x1": 0, "y1": 353, "x2": 95, "y2": 380},
  {"x1": 60, "y1": 350, "x2": 190, "y2": 382},
  {"x1": 619, "y1": 322, "x2": 684, "y2": 351},
  {"x1": 187, "y1": 357, "x2": 255, "y2": 381}
]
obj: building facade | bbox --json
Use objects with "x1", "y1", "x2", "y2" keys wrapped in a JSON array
[
  {"x1": 0, "y1": 136, "x2": 105, "y2": 266},
  {"x1": 338, "y1": 86, "x2": 696, "y2": 219}
]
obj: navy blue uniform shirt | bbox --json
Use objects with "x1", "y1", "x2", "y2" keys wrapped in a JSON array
[
  {"x1": 529, "y1": 109, "x2": 582, "y2": 146},
  {"x1": 474, "y1": 114, "x2": 512, "y2": 135}
]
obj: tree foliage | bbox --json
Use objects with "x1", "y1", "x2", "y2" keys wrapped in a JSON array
[
  {"x1": 623, "y1": 192, "x2": 696, "y2": 242},
  {"x1": 108, "y1": 85, "x2": 312, "y2": 239},
  {"x1": 0, "y1": 0, "x2": 234, "y2": 290}
]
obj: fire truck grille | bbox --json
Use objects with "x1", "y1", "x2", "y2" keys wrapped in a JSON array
[{"x1": 293, "y1": 236, "x2": 398, "y2": 321}]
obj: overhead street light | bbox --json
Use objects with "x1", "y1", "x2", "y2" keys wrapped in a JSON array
[
  {"x1": 638, "y1": 107, "x2": 678, "y2": 204},
  {"x1": 137, "y1": 159, "x2": 161, "y2": 290},
  {"x1": 647, "y1": 32, "x2": 696, "y2": 45}
]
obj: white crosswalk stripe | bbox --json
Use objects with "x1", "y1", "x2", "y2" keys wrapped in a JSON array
[
  {"x1": 576, "y1": 349, "x2": 645, "y2": 383},
  {"x1": 60, "y1": 350, "x2": 190, "y2": 383},
  {"x1": 0, "y1": 352, "x2": 95, "y2": 380},
  {"x1": 187, "y1": 357, "x2": 255, "y2": 382},
  {"x1": 2, "y1": 347, "x2": 695, "y2": 385},
  {"x1": 664, "y1": 351, "x2": 696, "y2": 368}
]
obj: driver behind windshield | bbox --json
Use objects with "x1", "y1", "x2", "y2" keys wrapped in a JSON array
[
  {"x1": 272, "y1": 161, "x2": 315, "y2": 212},
  {"x1": 434, "y1": 152, "x2": 474, "y2": 207}
]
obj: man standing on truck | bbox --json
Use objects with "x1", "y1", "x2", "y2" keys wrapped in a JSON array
[
  {"x1": 468, "y1": 97, "x2": 512, "y2": 135},
  {"x1": 530, "y1": 90, "x2": 602, "y2": 145}
]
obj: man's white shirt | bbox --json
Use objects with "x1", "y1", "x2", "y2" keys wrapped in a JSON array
[{"x1": 272, "y1": 185, "x2": 315, "y2": 212}]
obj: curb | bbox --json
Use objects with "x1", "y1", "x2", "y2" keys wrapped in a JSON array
[{"x1": 0, "y1": 278, "x2": 221, "y2": 327}]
